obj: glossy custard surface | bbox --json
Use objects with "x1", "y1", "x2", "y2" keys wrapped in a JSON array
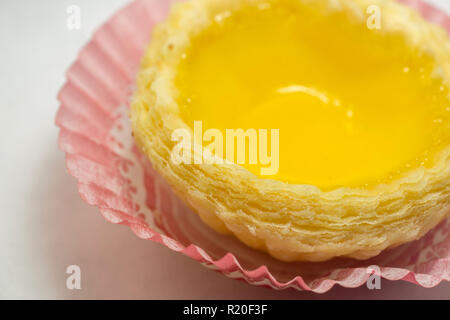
[{"x1": 176, "y1": 2, "x2": 449, "y2": 189}]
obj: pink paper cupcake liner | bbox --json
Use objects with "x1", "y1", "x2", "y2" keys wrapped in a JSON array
[{"x1": 56, "y1": 0, "x2": 450, "y2": 293}]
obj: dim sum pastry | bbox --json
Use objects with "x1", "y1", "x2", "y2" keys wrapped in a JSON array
[{"x1": 131, "y1": 0, "x2": 450, "y2": 261}]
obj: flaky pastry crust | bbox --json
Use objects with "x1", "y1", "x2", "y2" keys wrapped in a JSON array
[{"x1": 131, "y1": 0, "x2": 450, "y2": 261}]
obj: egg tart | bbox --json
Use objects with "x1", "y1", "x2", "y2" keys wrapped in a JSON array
[{"x1": 131, "y1": 0, "x2": 450, "y2": 261}]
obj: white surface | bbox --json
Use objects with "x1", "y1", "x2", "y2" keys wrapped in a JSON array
[{"x1": 0, "y1": 0, "x2": 449, "y2": 299}]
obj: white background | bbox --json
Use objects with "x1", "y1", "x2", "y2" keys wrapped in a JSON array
[{"x1": 0, "y1": 0, "x2": 449, "y2": 299}]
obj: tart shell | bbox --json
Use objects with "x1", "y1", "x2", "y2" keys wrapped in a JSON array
[{"x1": 131, "y1": 0, "x2": 450, "y2": 262}]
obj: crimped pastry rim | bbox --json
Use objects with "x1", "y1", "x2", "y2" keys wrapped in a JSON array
[{"x1": 131, "y1": 0, "x2": 450, "y2": 261}]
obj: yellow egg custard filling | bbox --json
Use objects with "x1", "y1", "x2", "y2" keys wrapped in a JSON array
[
  {"x1": 131, "y1": 0, "x2": 450, "y2": 261},
  {"x1": 176, "y1": 1, "x2": 449, "y2": 189}
]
